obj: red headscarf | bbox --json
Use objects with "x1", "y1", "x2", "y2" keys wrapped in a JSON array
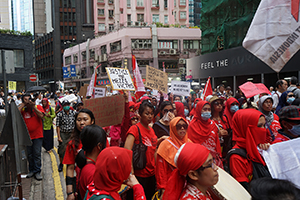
[
  {"x1": 42, "y1": 98, "x2": 50, "y2": 112},
  {"x1": 223, "y1": 97, "x2": 239, "y2": 128},
  {"x1": 157, "y1": 117, "x2": 191, "y2": 167},
  {"x1": 188, "y1": 101, "x2": 217, "y2": 141},
  {"x1": 163, "y1": 143, "x2": 210, "y2": 200},
  {"x1": 174, "y1": 102, "x2": 185, "y2": 118},
  {"x1": 231, "y1": 109, "x2": 267, "y2": 165},
  {"x1": 189, "y1": 98, "x2": 202, "y2": 116},
  {"x1": 85, "y1": 147, "x2": 132, "y2": 200}
]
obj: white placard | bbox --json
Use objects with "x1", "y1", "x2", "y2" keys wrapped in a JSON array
[
  {"x1": 171, "y1": 81, "x2": 191, "y2": 96},
  {"x1": 106, "y1": 67, "x2": 135, "y2": 91},
  {"x1": 59, "y1": 94, "x2": 77, "y2": 103},
  {"x1": 94, "y1": 87, "x2": 106, "y2": 98},
  {"x1": 262, "y1": 137, "x2": 300, "y2": 188}
]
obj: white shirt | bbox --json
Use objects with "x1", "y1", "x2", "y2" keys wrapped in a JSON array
[{"x1": 272, "y1": 91, "x2": 282, "y2": 108}]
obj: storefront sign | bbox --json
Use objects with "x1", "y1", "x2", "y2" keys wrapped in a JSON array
[
  {"x1": 145, "y1": 65, "x2": 168, "y2": 93},
  {"x1": 83, "y1": 95, "x2": 125, "y2": 127},
  {"x1": 8, "y1": 81, "x2": 16, "y2": 93},
  {"x1": 106, "y1": 67, "x2": 135, "y2": 91},
  {"x1": 94, "y1": 87, "x2": 106, "y2": 98},
  {"x1": 171, "y1": 81, "x2": 191, "y2": 96}
]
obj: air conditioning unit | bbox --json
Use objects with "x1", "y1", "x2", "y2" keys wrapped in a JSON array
[
  {"x1": 170, "y1": 49, "x2": 176, "y2": 55},
  {"x1": 135, "y1": 21, "x2": 140, "y2": 26},
  {"x1": 179, "y1": 58, "x2": 186, "y2": 64},
  {"x1": 183, "y1": 51, "x2": 189, "y2": 55},
  {"x1": 159, "y1": 51, "x2": 166, "y2": 55},
  {"x1": 195, "y1": 49, "x2": 201, "y2": 56},
  {"x1": 102, "y1": 53, "x2": 107, "y2": 61}
]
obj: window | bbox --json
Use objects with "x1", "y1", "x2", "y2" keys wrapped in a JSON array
[
  {"x1": 110, "y1": 41, "x2": 121, "y2": 53},
  {"x1": 137, "y1": 14, "x2": 144, "y2": 22},
  {"x1": 174, "y1": 0, "x2": 176, "y2": 6},
  {"x1": 81, "y1": 51, "x2": 86, "y2": 61},
  {"x1": 152, "y1": 14, "x2": 159, "y2": 23},
  {"x1": 98, "y1": 23, "x2": 105, "y2": 31},
  {"x1": 97, "y1": 0, "x2": 104, "y2": 2},
  {"x1": 164, "y1": 15, "x2": 168, "y2": 24},
  {"x1": 65, "y1": 56, "x2": 71, "y2": 64},
  {"x1": 152, "y1": 0, "x2": 159, "y2": 7},
  {"x1": 108, "y1": 0, "x2": 113, "y2": 4},
  {"x1": 109, "y1": 24, "x2": 114, "y2": 31},
  {"x1": 69, "y1": 26, "x2": 73, "y2": 34},
  {"x1": 101, "y1": 45, "x2": 107, "y2": 54},
  {"x1": 14, "y1": 50, "x2": 24, "y2": 68},
  {"x1": 180, "y1": 0, "x2": 185, "y2": 5},
  {"x1": 137, "y1": 0, "x2": 143, "y2": 6},
  {"x1": 158, "y1": 40, "x2": 178, "y2": 49},
  {"x1": 131, "y1": 39, "x2": 152, "y2": 49},
  {"x1": 180, "y1": 11, "x2": 186, "y2": 19},
  {"x1": 90, "y1": 49, "x2": 95, "y2": 59},
  {"x1": 183, "y1": 40, "x2": 200, "y2": 49},
  {"x1": 109, "y1": 10, "x2": 114, "y2": 18},
  {"x1": 127, "y1": 0, "x2": 130, "y2": 7},
  {"x1": 174, "y1": 11, "x2": 177, "y2": 20},
  {"x1": 98, "y1": 9, "x2": 104, "y2": 15},
  {"x1": 164, "y1": 0, "x2": 167, "y2": 8},
  {"x1": 71, "y1": 0, "x2": 75, "y2": 7},
  {"x1": 73, "y1": 54, "x2": 78, "y2": 63}
]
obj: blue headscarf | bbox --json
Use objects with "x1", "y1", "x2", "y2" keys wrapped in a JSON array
[{"x1": 275, "y1": 91, "x2": 290, "y2": 114}]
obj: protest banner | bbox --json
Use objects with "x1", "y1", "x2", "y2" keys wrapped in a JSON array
[
  {"x1": 145, "y1": 65, "x2": 168, "y2": 94},
  {"x1": 262, "y1": 137, "x2": 300, "y2": 188},
  {"x1": 8, "y1": 81, "x2": 16, "y2": 93},
  {"x1": 94, "y1": 86, "x2": 106, "y2": 98},
  {"x1": 106, "y1": 67, "x2": 135, "y2": 91},
  {"x1": 83, "y1": 95, "x2": 125, "y2": 127},
  {"x1": 59, "y1": 94, "x2": 77, "y2": 103},
  {"x1": 171, "y1": 81, "x2": 191, "y2": 96},
  {"x1": 79, "y1": 84, "x2": 89, "y2": 97}
]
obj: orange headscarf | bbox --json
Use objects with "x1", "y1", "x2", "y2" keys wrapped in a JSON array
[
  {"x1": 157, "y1": 117, "x2": 191, "y2": 167},
  {"x1": 231, "y1": 109, "x2": 267, "y2": 165}
]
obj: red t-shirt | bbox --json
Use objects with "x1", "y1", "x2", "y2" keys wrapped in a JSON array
[
  {"x1": 156, "y1": 154, "x2": 175, "y2": 189},
  {"x1": 79, "y1": 162, "x2": 95, "y2": 199},
  {"x1": 21, "y1": 105, "x2": 44, "y2": 139},
  {"x1": 127, "y1": 123, "x2": 157, "y2": 177},
  {"x1": 229, "y1": 148, "x2": 253, "y2": 183}
]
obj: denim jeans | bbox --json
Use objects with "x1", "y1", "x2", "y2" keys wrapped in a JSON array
[{"x1": 27, "y1": 138, "x2": 43, "y2": 174}]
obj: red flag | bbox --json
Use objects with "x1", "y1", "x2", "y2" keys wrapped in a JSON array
[
  {"x1": 132, "y1": 55, "x2": 146, "y2": 99},
  {"x1": 239, "y1": 82, "x2": 271, "y2": 98},
  {"x1": 202, "y1": 77, "x2": 213, "y2": 100},
  {"x1": 86, "y1": 64, "x2": 101, "y2": 98}
]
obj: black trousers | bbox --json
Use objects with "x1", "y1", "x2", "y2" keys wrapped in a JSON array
[{"x1": 126, "y1": 175, "x2": 156, "y2": 200}]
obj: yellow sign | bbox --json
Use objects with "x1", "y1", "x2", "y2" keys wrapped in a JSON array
[{"x1": 8, "y1": 81, "x2": 16, "y2": 93}]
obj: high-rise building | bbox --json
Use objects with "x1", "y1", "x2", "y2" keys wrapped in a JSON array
[
  {"x1": 35, "y1": 0, "x2": 94, "y2": 91},
  {"x1": 0, "y1": 0, "x2": 11, "y2": 29},
  {"x1": 94, "y1": 0, "x2": 190, "y2": 36},
  {"x1": 11, "y1": 0, "x2": 34, "y2": 33}
]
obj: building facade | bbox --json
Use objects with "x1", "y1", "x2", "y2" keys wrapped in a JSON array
[
  {"x1": 0, "y1": 34, "x2": 34, "y2": 91},
  {"x1": 94, "y1": 0, "x2": 190, "y2": 36},
  {"x1": 35, "y1": 0, "x2": 95, "y2": 92},
  {"x1": 0, "y1": 0, "x2": 11, "y2": 29},
  {"x1": 11, "y1": 0, "x2": 34, "y2": 33},
  {"x1": 63, "y1": 26, "x2": 201, "y2": 89}
]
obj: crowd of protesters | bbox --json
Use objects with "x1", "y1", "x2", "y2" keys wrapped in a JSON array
[{"x1": 15, "y1": 76, "x2": 300, "y2": 200}]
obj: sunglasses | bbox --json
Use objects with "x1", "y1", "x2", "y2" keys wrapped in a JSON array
[
  {"x1": 131, "y1": 117, "x2": 139, "y2": 121},
  {"x1": 288, "y1": 94, "x2": 295, "y2": 97},
  {"x1": 163, "y1": 109, "x2": 174, "y2": 113},
  {"x1": 176, "y1": 123, "x2": 188, "y2": 130},
  {"x1": 213, "y1": 101, "x2": 223, "y2": 105},
  {"x1": 231, "y1": 103, "x2": 239, "y2": 106}
]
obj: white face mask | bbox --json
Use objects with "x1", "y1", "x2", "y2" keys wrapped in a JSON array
[{"x1": 162, "y1": 112, "x2": 171, "y2": 122}]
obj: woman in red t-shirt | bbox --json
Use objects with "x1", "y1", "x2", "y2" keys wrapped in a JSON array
[
  {"x1": 63, "y1": 109, "x2": 95, "y2": 200},
  {"x1": 188, "y1": 101, "x2": 223, "y2": 168},
  {"x1": 124, "y1": 100, "x2": 158, "y2": 200},
  {"x1": 78, "y1": 124, "x2": 107, "y2": 199}
]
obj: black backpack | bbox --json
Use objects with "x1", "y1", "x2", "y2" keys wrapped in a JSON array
[{"x1": 226, "y1": 148, "x2": 271, "y2": 180}]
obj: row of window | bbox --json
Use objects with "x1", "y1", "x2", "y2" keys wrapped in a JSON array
[
  {"x1": 60, "y1": 26, "x2": 77, "y2": 36},
  {"x1": 67, "y1": 39, "x2": 200, "y2": 64},
  {"x1": 60, "y1": 12, "x2": 76, "y2": 22},
  {"x1": 97, "y1": 0, "x2": 114, "y2": 3},
  {"x1": 60, "y1": 0, "x2": 76, "y2": 8}
]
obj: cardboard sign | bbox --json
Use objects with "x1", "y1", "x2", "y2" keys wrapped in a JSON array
[
  {"x1": 106, "y1": 67, "x2": 135, "y2": 91},
  {"x1": 94, "y1": 87, "x2": 106, "y2": 98},
  {"x1": 83, "y1": 95, "x2": 125, "y2": 127},
  {"x1": 171, "y1": 81, "x2": 191, "y2": 96},
  {"x1": 79, "y1": 84, "x2": 89, "y2": 97},
  {"x1": 59, "y1": 94, "x2": 77, "y2": 103},
  {"x1": 145, "y1": 65, "x2": 168, "y2": 93}
]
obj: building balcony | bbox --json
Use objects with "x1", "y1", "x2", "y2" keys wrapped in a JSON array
[
  {"x1": 136, "y1": 6, "x2": 144, "y2": 9},
  {"x1": 151, "y1": 6, "x2": 159, "y2": 10}
]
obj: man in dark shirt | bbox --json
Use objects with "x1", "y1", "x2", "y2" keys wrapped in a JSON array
[{"x1": 277, "y1": 105, "x2": 300, "y2": 140}]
